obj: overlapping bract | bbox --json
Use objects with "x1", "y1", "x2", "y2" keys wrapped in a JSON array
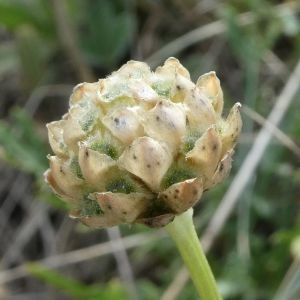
[{"x1": 45, "y1": 57, "x2": 242, "y2": 228}]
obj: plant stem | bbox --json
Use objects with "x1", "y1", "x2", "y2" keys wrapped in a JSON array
[{"x1": 165, "y1": 208, "x2": 222, "y2": 300}]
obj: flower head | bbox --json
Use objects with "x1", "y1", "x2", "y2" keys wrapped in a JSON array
[{"x1": 45, "y1": 58, "x2": 242, "y2": 228}]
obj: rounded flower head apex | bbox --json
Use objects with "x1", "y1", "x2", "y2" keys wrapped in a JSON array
[{"x1": 45, "y1": 57, "x2": 242, "y2": 228}]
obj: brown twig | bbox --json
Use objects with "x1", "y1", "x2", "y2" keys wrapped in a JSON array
[
  {"x1": 242, "y1": 105, "x2": 300, "y2": 158},
  {"x1": 0, "y1": 231, "x2": 165, "y2": 285},
  {"x1": 146, "y1": 1, "x2": 300, "y2": 67},
  {"x1": 51, "y1": 0, "x2": 95, "y2": 82}
]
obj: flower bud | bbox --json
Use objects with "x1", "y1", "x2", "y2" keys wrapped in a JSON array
[{"x1": 45, "y1": 58, "x2": 242, "y2": 228}]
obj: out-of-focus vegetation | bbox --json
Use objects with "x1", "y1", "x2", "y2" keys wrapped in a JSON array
[{"x1": 0, "y1": 0, "x2": 299, "y2": 299}]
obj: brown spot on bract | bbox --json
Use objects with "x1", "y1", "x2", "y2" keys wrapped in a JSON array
[
  {"x1": 146, "y1": 164, "x2": 151, "y2": 168},
  {"x1": 144, "y1": 219, "x2": 153, "y2": 226},
  {"x1": 220, "y1": 163, "x2": 224, "y2": 171},
  {"x1": 85, "y1": 149, "x2": 89, "y2": 157},
  {"x1": 192, "y1": 189, "x2": 198, "y2": 196}
]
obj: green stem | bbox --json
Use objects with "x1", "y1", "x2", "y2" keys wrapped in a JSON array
[{"x1": 165, "y1": 208, "x2": 222, "y2": 300}]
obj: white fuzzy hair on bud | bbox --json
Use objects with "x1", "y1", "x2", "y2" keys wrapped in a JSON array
[{"x1": 45, "y1": 57, "x2": 242, "y2": 228}]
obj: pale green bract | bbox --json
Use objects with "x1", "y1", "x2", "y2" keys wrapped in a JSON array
[{"x1": 44, "y1": 57, "x2": 242, "y2": 228}]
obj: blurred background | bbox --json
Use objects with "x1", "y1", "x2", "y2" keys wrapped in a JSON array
[{"x1": 0, "y1": 0, "x2": 300, "y2": 299}]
